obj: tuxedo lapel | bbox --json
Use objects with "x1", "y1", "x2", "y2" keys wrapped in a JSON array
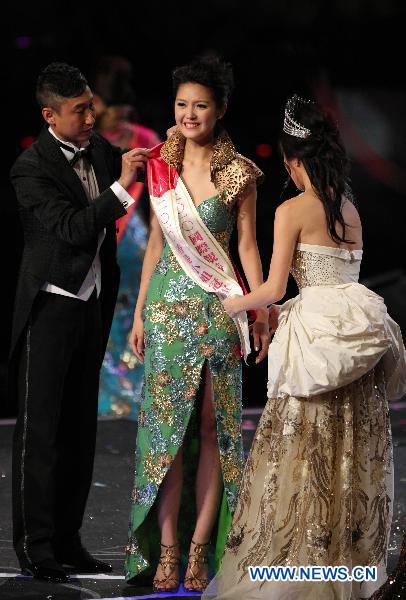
[
  {"x1": 87, "y1": 134, "x2": 117, "y2": 243},
  {"x1": 37, "y1": 127, "x2": 89, "y2": 207},
  {"x1": 36, "y1": 128, "x2": 116, "y2": 206},
  {"x1": 89, "y1": 135, "x2": 111, "y2": 194}
]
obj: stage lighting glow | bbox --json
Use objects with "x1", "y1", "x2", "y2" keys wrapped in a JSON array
[
  {"x1": 15, "y1": 36, "x2": 32, "y2": 50},
  {"x1": 20, "y1": 136, "x2": 34, "y2": 149},
  {"x1": 256, "y1": 143, "x2": 272, "y2": 158}
]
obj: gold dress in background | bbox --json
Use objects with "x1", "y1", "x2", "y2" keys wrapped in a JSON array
[{"x1": 203, "y1": 243, "x2": 406, "y2": 599}]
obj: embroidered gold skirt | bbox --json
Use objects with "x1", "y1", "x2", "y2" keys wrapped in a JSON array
[{"x1": 203, "y1": 361, "x2": 393, "y2": 599}]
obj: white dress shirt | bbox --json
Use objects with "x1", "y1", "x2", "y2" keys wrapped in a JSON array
[{"x1": 41, "y1": 128, "x2": 134, "y2": 301}]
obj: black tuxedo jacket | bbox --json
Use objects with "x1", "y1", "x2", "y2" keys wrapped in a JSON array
[{"x1": 10, "y1": 126, "x2": 128, "y2": 358}]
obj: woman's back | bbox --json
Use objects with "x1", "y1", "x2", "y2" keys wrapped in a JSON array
[
  {"x1": 293, "y1": 191, "x2": 363, "y2": 250},
  {"x1": 285, "y1": 191, "x2": 364, "y2": 288}
]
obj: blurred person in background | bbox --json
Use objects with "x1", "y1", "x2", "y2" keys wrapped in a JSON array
[{"x1": 92, "y1": 56, "x2": 160, "y2": 420}]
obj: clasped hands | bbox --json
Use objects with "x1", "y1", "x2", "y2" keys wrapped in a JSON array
[{"x1": 223, "y1": 297, "x2": 280, "y2": 364}]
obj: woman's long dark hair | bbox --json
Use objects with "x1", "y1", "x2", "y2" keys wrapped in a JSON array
[{"x1": 279, "y1": 96, "x2": 354, "y2": 244}]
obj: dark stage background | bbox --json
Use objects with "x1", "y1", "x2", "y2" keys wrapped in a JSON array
[{"x1": 1, "y1": 1, "x2": 405, "y2": 416}]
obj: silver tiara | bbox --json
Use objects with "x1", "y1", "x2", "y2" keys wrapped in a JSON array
[{"x1": 283, "y1": 94, "x2": 313, "y2": 139}]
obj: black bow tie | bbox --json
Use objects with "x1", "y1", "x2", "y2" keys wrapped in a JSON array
[{"x1": 57, "y1": 141, "x2": 91, "y2": 166}]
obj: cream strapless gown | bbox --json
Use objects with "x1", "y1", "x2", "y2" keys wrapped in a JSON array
[{"x1": 203, "y1": 243, "x2": 406, "y2": 600}]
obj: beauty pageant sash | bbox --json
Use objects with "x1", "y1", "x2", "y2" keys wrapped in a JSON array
[{"x1": 147, "y1": 144, "x2": 251, "y2": 361}]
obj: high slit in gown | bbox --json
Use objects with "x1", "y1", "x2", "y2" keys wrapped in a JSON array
[{"x1": 125, "y1": 193, "x2": 245, "y2": 582}]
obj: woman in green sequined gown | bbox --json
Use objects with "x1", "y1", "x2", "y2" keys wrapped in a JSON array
[{"x1": 125, "y1": 55, "x2": 268, "y2": 590}]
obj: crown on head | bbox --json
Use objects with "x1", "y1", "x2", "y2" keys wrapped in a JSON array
[{"x1": 283, "y1": 94, "x2": 313, "y2": 139}]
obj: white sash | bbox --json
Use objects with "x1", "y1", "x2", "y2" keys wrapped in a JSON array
[{"x1": 149, "y1": 168, "x2": 251, "y2": 361}]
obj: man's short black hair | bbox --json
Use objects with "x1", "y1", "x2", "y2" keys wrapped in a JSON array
[{"x1": 36, "y1": 62, "x2": 88, "y2": 110}]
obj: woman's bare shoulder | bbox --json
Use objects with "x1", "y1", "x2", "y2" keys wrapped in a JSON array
[
  {"x1": 278, "y1": 194, "x2": 307, "y2": 210},
  {"x1": 342, "y1": 198, "x2": 362, "y2": 225},
  {"x1": 277, "y1": 192, "x2": 319, "y2": 217}
]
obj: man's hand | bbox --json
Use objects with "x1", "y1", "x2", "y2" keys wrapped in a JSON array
[{"x1": 118, "y1": 148, "x2": 149, "y2": 189}]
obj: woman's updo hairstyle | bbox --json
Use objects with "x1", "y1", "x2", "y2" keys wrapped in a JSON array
[
  {"x1": 280, "y1": 95, "x2": 354, "y2": 244},
  {"x1": 172, "y1": 53, "x2": 234, "y2": 108}
]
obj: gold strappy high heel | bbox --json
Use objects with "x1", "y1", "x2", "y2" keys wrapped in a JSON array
[
  {"x1": 152, "y1": 541, "x2": 180, "y2": 592},
  {"x1": 184, "y1": 539, "x2": 210, "y2": 592}
]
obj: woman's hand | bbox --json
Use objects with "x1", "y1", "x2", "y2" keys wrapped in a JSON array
[
  {"x1": 130, "y1": 315, "x2": 145, "y2": 363},
  {"x1": 269, "y1": 304, "x2": 281, "y2": 336},
  {"x1": 251, "y1": 309, "x2": 270, "y2": 364},
  {"x1": 223, "y1": 295, "x2": 244, "y2": 318}
]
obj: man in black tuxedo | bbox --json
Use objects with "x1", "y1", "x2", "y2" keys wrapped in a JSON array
[{"x1": 10, "y1": 62, "x2": 148, "y2": 582}]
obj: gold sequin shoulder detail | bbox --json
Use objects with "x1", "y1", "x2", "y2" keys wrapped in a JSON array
[
  {"x1": 160, "y1": 129, "x2": 264, "y2": 208},
  {"x1": 160, "y1": 130, "x2": 186, "y2": 173},
  {"x1": 214, "y1": 154, "x2": 264, "y2": 207}
]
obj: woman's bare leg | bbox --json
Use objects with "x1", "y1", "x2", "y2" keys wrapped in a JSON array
[
  {"x1": 186, "y1": 363, "x2": 222, "y2": 590},
  {"x1": 153, "y1": 448, "x2": 183, "y2": 589}
]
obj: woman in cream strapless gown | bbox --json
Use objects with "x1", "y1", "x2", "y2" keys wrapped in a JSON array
[{"x1": 203, "y1": 96, "x2": 406, "y2": 599}]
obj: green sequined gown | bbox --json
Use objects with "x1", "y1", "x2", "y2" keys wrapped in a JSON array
[{"x1": 125, "y1": 193, "x2": 244, "y2": 581}]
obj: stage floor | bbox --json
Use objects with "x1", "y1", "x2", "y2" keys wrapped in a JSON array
[{"x1": 1, "y1": 403, "x2": 405, "y2": 600}]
